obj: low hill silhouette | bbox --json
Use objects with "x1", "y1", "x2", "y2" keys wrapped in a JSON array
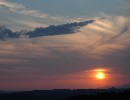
[{"x1": 0, "y1": 88, "x2": 130, "y2": 100}]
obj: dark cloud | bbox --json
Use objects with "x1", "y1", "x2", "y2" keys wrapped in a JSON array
[
  {"x1": 0, "y1": 26, "x2": 20, "y2": 41},
  {"x1": 0, "y1": 20, "x2": 94, "y2": 40}
]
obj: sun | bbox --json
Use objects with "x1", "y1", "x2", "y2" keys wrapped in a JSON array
[{"x1": 95, "y1": 72, "x2": 105, "y2": 80}]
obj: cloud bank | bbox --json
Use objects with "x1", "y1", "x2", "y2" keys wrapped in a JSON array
[{"x1": 0, "y1": 15, "x2": 130, "y2": 89}]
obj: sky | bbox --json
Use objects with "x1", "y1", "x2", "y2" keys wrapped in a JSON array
[{"x1": 0, "y1": 0, "x2": 130, "y2": 90}]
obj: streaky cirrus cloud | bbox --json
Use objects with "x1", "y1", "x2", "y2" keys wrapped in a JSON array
[
  {"x1": 0, "y1": 0, "x2": 92, "y2": 31},
  {"x1": 0, "y1": 0, "x2": 48, "y2": 18}
]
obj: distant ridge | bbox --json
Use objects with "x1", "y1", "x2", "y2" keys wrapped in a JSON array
[
  {"x1": 117, "y1": 84, "x2": 130, "y2": 88},
  {"x1": 0, "y1": 88, "x2": 130, "y2": 100},
  {"x1": 103, "y1": 84, "x2": 130, "y2": 89}
]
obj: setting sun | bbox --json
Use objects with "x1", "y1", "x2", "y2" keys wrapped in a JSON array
[
  {"x1": 92, "y1": 69, "x2": 107, "y2": 80},
  {"x1": 95, "y1": 72, "x2": 105, "y2": 80}
]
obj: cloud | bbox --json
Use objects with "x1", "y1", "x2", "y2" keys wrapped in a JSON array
[
  {"x1": 0, "y1": 15, "x2": 130, "y2": 89},
  {"x1": 27, "y1": 19, "x2": 95, "y2": 38},
  {"x1": 0, "y1": 19, "x2": 95, "y2": 40},
  {"x1": 0, "y1": 0, "x2": 94, "y2": 31},
  {"x1": 0, "y1": 0, "x2": 48, "y2": 18},
  {"x1": 84, "y1": 16, "x2": 130, "y2": 55}
]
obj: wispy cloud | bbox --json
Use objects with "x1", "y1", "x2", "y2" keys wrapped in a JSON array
[
  {"x1": 0, "y1": 0, "x2": 100, "y2": 32},
  {"x1": 0, "y1": 0, "x2": 84, "y2": 22},
  {"x1": 0, "y1": 0, "x2": 48, "y2": 18},
  {"x1": 83, "y1": 16, "x2": 130, "y2": 55}
]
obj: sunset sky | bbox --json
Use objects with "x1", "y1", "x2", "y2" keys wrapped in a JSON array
[{"x1": 0, "y1": 0, "x2": 130, "y2": 90}]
